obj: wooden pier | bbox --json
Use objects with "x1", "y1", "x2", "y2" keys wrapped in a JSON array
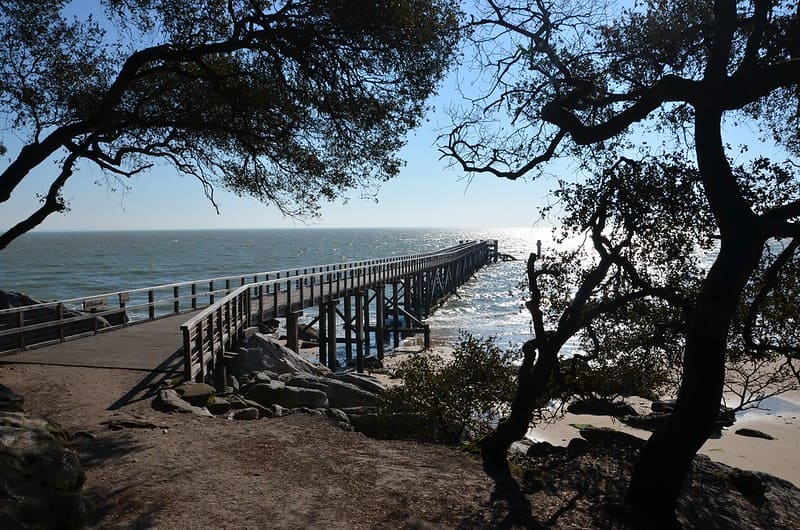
[{"x1": 0, "y1": 240, "x2": 498, "y2": 388}]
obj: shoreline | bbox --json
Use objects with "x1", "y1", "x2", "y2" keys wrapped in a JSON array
[{"x1": 322, "y1": 338, "x2": 800, "y2": 488}]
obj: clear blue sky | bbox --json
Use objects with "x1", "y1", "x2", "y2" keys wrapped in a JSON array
[{"x1": 0, "y1": 64, "x2": 555, "y2": 233}]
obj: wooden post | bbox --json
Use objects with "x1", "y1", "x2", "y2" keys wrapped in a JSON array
[
  {"x1": 148, "y1": 290, "x2": 155, "y2": 320},
  {"x1": 392, "y1": 282, "x2": 400, "y2": 348},
  {"x1": 318, "y1": 303, "x2": 327, "y2": 366},
  {"x1": 355, "y1": 292, "x2": 364, "y2": 373},
  {"x1": 344, "y1": 295, "x2": 353, "y2": 362},
  {"x1": 286, "y1": 311, "x2": 300, "y2": 353},
  {"x1": 363, "y1": 289, "x2": 371, "y2": 354},
  {"x1": 375, "y1": 284, "x2": 385, "y2": 360},
  {"x1": 173, "y1": 286, "x2": 180, "y2": 314},
  {"x1": 191, "y1": 283, "x2": 197, "y2": 310},
  {"x1": 327, "y1": 300, "x2": 337, "y2": 371}
]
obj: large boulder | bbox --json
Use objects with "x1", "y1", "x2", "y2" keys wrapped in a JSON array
[
  {"x1": 329, "y1": 372, "x2": 386, "y2": 395},
  {"x1": 153, "y1": 389, "x2": 213, "y2": 417},
  {"x1": 282, "y1": 374, "x2": 380, "y2": 408},
  {"x1": 0, "y1": 384, "x2": 25, "y2": 412},
  {"x1": 0, "y1": 410, "x2": 94, "y2": 529},
  {"x1": 244, "y1": 381, "x2": 328, "y2": 409},
  {"x1": 228, "y1": 333, "x2": 331, "y2": 377}
]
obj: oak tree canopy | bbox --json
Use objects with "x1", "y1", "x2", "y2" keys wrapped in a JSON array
[{"x1": 0, "y1": 0, "x2": 460, "y2": 248}]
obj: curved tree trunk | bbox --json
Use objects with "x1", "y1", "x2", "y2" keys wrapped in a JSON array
[
  {"x1": 479, "y1": 338, "x2": 558, "y2": 465},
  {"x1": 626, "y1": 107, "x2": 763, "y2": 521},
  {"x1": 626, "y1": 237, "x2": 762, "y2": 520}
]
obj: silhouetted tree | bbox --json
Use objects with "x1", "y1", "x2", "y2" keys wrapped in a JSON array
[
  {"x1": 444, "y1": 0, "x2": 799, "y2": 521},
  {"x1": 0, "y1": 0, "x2": 460, "y2": 248}
]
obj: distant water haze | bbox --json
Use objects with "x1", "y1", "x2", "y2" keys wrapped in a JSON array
[{"x1": 0, "y1": 227, "x2": 559, "y2": 349}]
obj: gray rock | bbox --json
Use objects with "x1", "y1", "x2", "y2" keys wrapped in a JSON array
[
  {"x1": 329, "y1": 372, "x2": 386, "y2": 395},
  {"x1": 0, "y1": 384, "x2": 24, "y2": 412},
  {"x1": 567, "y1": 398, "x2": 638, "y2": 418},
  {"x1": 283, "y1": 374, "x2": 380, "y2": 408},
  {"x1": 207, "y1": 397, "x2": 231, "y2": 416},
  {"x1": 0, "y1": 410, "x2": 94, "y2": 529},
  {"x1": 652, "y1": 400, "x2": 677, "y2": 413},
  {"x1": 735, "y1": 428, "x2": 775, "y2": 440},
  {"x1": 229, "y1": 333, "x2": 331, "y2": 377},
  {"x1": 244, "y1": 381, "x2": 328, "y2": 409},
  {"x1": 0, "y1": 411, "x2": 70, "y2": 442},
  {"x1": 227, "y1": 375, "x2": 240, "y2": 392},
  {"x1": 578, "y1": 426, "x2": 645, "y2": 449},
  {"x1": 281, "y1": 373, "x2": 330, "y2": 393},
  {"x1": 154, "y1": 389, "x2": 213, "y2": 417},
  {"x1": 233, "y1": 408, "x2": 260, "y2": 421},
  {"x1": 175, "y1": 382, "x2": 216, "y2": 406},
  {"x1": 271, "y1": 404, "x2": 289, "y2": 417}
]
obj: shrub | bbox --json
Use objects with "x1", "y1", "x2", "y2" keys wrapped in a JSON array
[{"x1": 380, "y1": 332, "x2": 518, "y2": 444}]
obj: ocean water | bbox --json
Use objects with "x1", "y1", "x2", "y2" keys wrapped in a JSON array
[{"x1": 0, "y1": 227, "x2": 556, "y2": 349}]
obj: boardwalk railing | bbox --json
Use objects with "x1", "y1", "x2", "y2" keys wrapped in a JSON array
[
  {"x1": 0, "y1": 241, "x2": 496, "y2": 358},
  {"x1": 180, "y1": 241, "x2": 493, "y2": 385}
]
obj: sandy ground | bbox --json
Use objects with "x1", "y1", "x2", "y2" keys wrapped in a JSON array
[{"x1": 3, "y1": 339, "x2": 798, "y2": 528}]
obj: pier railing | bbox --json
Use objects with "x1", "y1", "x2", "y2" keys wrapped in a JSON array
[
  {"x1": 180, "y1": 241, "x2": 493, "y2": 384},
  {"x1": 0, "y1": 241, "x2": 494, "y2": 357}
]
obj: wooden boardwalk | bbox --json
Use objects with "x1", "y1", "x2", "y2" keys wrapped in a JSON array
[
  {"x1": 0, "y1": 315, "x2": 184, "y2": 373},
  {"x1": 0, "y1": 241, "x2": 499, "y2": 383}
]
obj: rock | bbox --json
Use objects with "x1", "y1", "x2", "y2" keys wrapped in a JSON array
[
  {"x1": 229, "y1": 333, "x2": 331, "y2": 377},
  {"x1": 735, "y1": 428, "x2": 775, "y2": 440},
  {"x1": 526, "y1": 441, "x2": 561, "y2": 457},
  {"x1": 175, "y1": 382, "x2": 216, "y2": 406},
  {"x1": 298, "y1": 324, "x2": 319, "y2": 341},
  {"x1": 233, "y1": 408, "x2": 260, "y2": 421},
  {"x1": 322, "y1": 378, "x2": 380, "y2": 409},
  {"x1": 0, "y1": 411, "x2": 70, "y2": 443},
  {"x1": 281, "y1": 373, "x2": 329, "y2": 392},
  {"x1": 567, "y1": 398, "x2": 639, "y2": 418},
  {"x1": 283, "y1": 374, "x2": 380, "y2": 408},
  {"x1": 153, "y1": 389, "x2": 213, "y2": 417},
  {"x1": 620, "y1": 412, "x2": 671, "y2": 431},
  {"x1": 227, "y1": 375, "x2": 240, "y2": 392},
  {"x1": 729, "y1": 470, "x2": 767, "y2": 499},
  {"x1": 0, "y1": 410, "x2": 94, "y2": 529},
  {"x1": 651, "y1": 400, "x2": 676, "y2": 413},
  {"x1": 206, "y1": 397, "x2": 231, "y2": 416},
  {"x1": 578, "y1": 426, "x2": 645, "y2": 449},
  {"x1": 363, "y1": 355, "x2": 383, "y2": 370},
  {"x1": 0, "y1": 384, "x2": 24, "y2": 412},
  {"x1": 329, "y1": 372, "x2": 386, "y2": 395},
  {"x1": 244, "y1": 381, "x2": 328, "y2": 409},
  {"x1": 325, "y1": 408, "x2": 352, "y2": 430},
  {"x1": 227, "y1": 396, "x2": 273, "y2": 418},
  {"x1": 258, "y1": 318, "x2": 281, "y2": 334},
  {"x1": 271, "y1": 404, "x2": 289, "y2": 417}
]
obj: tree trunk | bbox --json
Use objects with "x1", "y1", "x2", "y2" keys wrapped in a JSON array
[
  {"x1": 626, "y1": 234, "x2": 762, "y2": 521},
  {"x1": 480, "y1": 337, "x2": 559, "y2": 465}
]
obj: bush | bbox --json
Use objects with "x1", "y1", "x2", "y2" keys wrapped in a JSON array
[{"x1": 380, "y1": 332, "x2": 518, "y2": 444}]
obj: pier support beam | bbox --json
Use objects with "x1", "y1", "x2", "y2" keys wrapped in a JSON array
[
  {"x1": 318, "y1": 303, "x2": 327, "y2": 366},
  {"x1": 375, "y1": 284, "x2": 385, "y2": 360},
  {"x1": 286, "y1": 311, "x2": 302, "y2": 353},
  {"x1": 327, "y1": 300, "x2": 338, "y2": 371},
  {"x1": 355, "y1": 291, "x2": 364, "y2": 373}
]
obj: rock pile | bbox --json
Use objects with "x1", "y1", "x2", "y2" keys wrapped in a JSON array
[
  {"x1": 0, "y1": 384, "x2": 94, "y2": 529},
  {"x1": 153, "y1": 332, "x2": 386, "y2": 434}
]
